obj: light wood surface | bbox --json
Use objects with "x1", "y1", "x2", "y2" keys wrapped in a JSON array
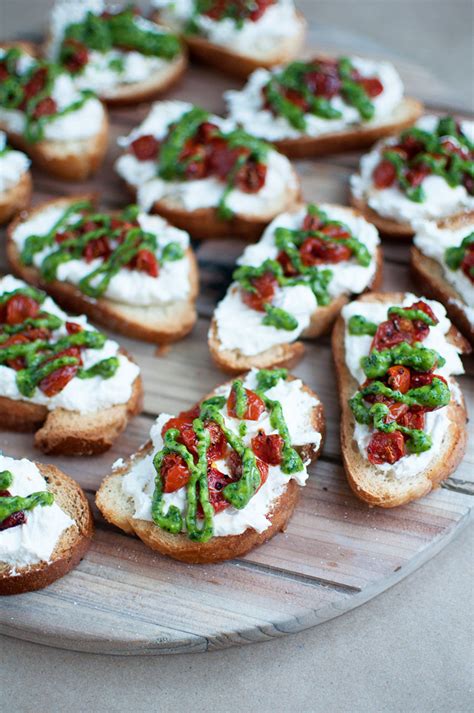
[{"x1": 0, "y1": 59, "x2": 472, "y2": 655}]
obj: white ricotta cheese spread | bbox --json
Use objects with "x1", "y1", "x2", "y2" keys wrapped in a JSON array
[
  {"x1": 0, "y1": 131, "x2": 30, "y2": 193},
  {"x1": 0, "y1": 275, "x2": 140, "y2": 413},
  {"x1": 0, "y1": 455, "x2": 74, "y2": 570},
  {"x1": 152, "y1": 0, "x2": 301, "y2": 58},
  {"x1": 225, "y1": 57, "x2": 404, "y2": 141},
  {"x1": 11, "y1": 206, "x2": 192, "y2": 307},
  {"x1": 351, "y1": 116, "x2": 474, "y2": 223},
  {"x1": 213, "y1": 204, "x2": 380, "y2": 356},
  {"x1": 122, "y1": 370, "x2": 321, "y2": 537},
  {"x1": 115, "y1": 100, "x2": 297, "y2": 216}
]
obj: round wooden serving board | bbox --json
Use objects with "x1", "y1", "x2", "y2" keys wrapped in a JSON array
[{"x1": 0, "y1": 57, "x2": 472, "y2": 655}]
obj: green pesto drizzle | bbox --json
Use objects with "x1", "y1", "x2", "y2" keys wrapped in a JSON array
[
  {"x1": 230, "y1": 379, "x2": 248, "y2": 418},
  {"x1": 445, "y1": 232, "x2": 474, "y2": 274},
  {"x1": 0, "y1": 470, "x2": 54, "y2": 523}
]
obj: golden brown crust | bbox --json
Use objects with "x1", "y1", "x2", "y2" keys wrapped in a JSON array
[
  {"x1": 7, "y1": 195, "x2": 199, "y2": 343},
  {"x1": 96, "y1": 374, "x2": 324, "y2": 563},
  {"x1": 275, "y1": 97, "x2": 424, "y2": 158},
  {"x1": 0, "y1": 171, "x2": 32, "y2": 225},
  {"x1": 102, "y1": 52, "x2": 187, "y2": 106},
  {"x1": 350, "y1": 194, "x2": 415, "y2": 239},
  {"x1": 332, "y1": 291, "x2": 469, "y2": 507},
  {"x1": 153, "y1": 11, "x2": 306, "y2": 79},
  {"x1": 0, "y1": 463, "x2": 94, "y2": 595}
]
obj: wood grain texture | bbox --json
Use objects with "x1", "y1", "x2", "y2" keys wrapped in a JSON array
[{"x1": 0, "y1": 58, "x2": 472, "y2": 654}]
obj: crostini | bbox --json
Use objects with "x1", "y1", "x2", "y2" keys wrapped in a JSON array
[
  {"x1": 96, "y1": 368, "x2": 324, "y2": 563},
  {"x1": 412, "y1": 212, "x2": 474, "y2": 345},
  {"x1": 0, "y1": 43, "x2": 108, "y2": 180},
  {"x1": 0, "y1": 275, "x2": 142, "y2": 455},
  {"x1": 152, "y1": 0, "x2": 305, "y2": 79},
  {"x1": 45, "y1": 0, "x2": 186, "y2": 105},
  {"x1": 0, "y1": 454, "x2": 93, "y2": 595},
  {"x1": 7, "y1": 195, "x2": 199, "y2": 344},
  {"x1": 350, "y1": 115, "x2": 474, "y2": 238},
  {"x1": 0, "y1": 130, "x2": 31, "y2": 225},
  {"x1": 333, "y1": 292, "x2": 470, "y2": 508},
  {"x1": 209, "y1": 203, "x2": 382, "y2": 372},
  {"x1": 115, "y1": 100, "x2": 301, "y2": 240},
  {"x1": 225, "y1": 55, "x2": 423, "y2": 158}
]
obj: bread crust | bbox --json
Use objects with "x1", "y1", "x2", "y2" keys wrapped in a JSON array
[
  {"x1": 123, "y1": 167, "x2": 302, "y2": 240},
  {"x1": 7, "y1": 195, "x2": 199, "y2": 343},
  {"x1": 208, "y1": 208, "x2": 384, "y2": 373},
  {"x1": 153, "y1": 11, "x2": 306, "y2": 79},
  {"x1": 96, "y1": 375, "x2": 324, "y2": 563},
  {"x1": 0, "y1": 463, "x2": 94, "y2": 595},
  {"x1": 332, "y1": 291, "x2": 469, "y2": 507},
  {"x1": 350, "y1": 194, "x2": 415, "y2": 239},
  {"x1": 0, "y1": 170, "x2": 32, "y2": 225},
  {"x1": 274, "y1": 97, "x2": 424, "y2": 158}
]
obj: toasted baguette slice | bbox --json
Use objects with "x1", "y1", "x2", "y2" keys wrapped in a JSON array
[
  {"x1": 332, "y1": 291, "x2": 470, "y2": 508},
  {"x1": 7, "y1": 196, "x2": 199, "y2": 344},
  {"x1": 101, "y1": 52, "x2": 187, "y2": 106},
  {"x1": 124, "y1": 169, "x2": 302, "y2": 241},
  {"x1": 97, "y1": 374, "x2": 324, "y2": 563},
  {"x1": 0, "y1": 462, "x2": 93, "y2": 595},
  {"x1": 410, "y1": 212, "x2": 474, "y2": 345},
  {"x1": 0, "y1": 170, "x2": 32, "y2": 225},
  {"x1": 274, "y1": 97, "x2": 423, "y2": 159},
  {"x1": 153, "y1": 11, "x2": 306, "y2": 80},
  {"x1": 0, "y1": 42, "x2": 108, "y2": 181},
  {"x1": 208, "y1": 207, "x2": 383, "y2": 373}
]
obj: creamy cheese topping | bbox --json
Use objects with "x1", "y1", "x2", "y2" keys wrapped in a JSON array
[
  {"x1": 0, "y1": 455, "x2": 74, "y2": 570},
  {"x1": 122, "y1": 370, "x2": 321, "y2": 537},
  {"x1": 47, "y1": 0, "x2": 173, "y2": 97},
  {"x1": 11, "y1": 206, "x2": 192, "y2": 307},
  {"x1": 213, "y1": 204, "x2": 380, "y2": 356},
  {"x1": 153, "y1": 0, "x2": 301, "y2": 58},
  {"x1": 0, "y1": 275, "x2": 140, "y2": 413},
  {"x1": 341, "y1": 294, "x2": 466, "y2": 479},
  {"x1": 0, "y1": 131, "x2": 30, "y2": 193},
  {"x1": 413, "y1": 218, "x2": 474, "y2": 320},
  {"x1": 351, "y1": 115, "x2": 474, "y2": 223},
  {"x1": 115, "y1": 100, "x2": 297, "y2": 216},
  {"x1": 0, "y1": 48, "x2": 105, "y2": 142},
  {"x1": 225, "y1": 57, "x2": 404, "y2": 141}
]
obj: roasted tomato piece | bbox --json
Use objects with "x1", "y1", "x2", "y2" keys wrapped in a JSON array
[
  {"x1": 249, "y1": 0, "x2": 275, "y2": 21},
  {"x1": 406, "y1": 300, "x2": 438, "y2": 325},
  {"x1": 320, "y1": 224, "x2": 351, "y2": 239},
  {"x1": 251, "y1": 430, "x2": 284, "y2": 466},
  {"x1": 227, "y1": 386, "x2": 265, "y2": 421},
  {"x1": 83, "y1": 236, "x2": 111, "y2": 263},
  {"x1": 206, "y1": 421, "x2": 227, "y2": 461},
  {"x1": 387, "y1": 365, "x2": 411, "y2": 393},
  {"x1": 281, "y1": 87, "x2": 308, "y2": 110},
  {"x1": 162, "y1": 417, "x2": 198, "y2": 458},
  {"x1": 202, "y1": 466, "x2": 237, "y2": 514},
  {"x1": 397, "y1": 409, "x2": 426, "y2": 430},
  {"x1": 226, "y1": 450, "x2": 269, "y2": 487},
  {"x1": 300, "y1": 236, "x2": 352, "y2": 265},
  {"x1": 461, "y1": 245, "x2": 474, "y2": 284},
  {"x1": 130, "y1": 134, "x2": 160, "y2": 161},
  {"x1": 207, "y1": 140, "x2": 245, "y2": 180},
  {"x1": 385, "y1": 400, "x2": 409, "y2": 423},
  {"x1": 39, "y1": 364, "x2": 78, "y2": 397},
  {"x1": 359, "y1": 77, "x2": 384, "y2": 97},
  {"x1": 373, "y1": 159, "x2": 397, "y2": 188},
  {"x1": 305, "y1": 69, "x2": 341, "y2": 98},
  {"x1": 367, "y1": 430, "x2": 406, "y2": 465},
  {"x1": 371, "y1": 316, "x2": 420, "y2": 351},
  {"x1": 3, "y1": 295, "x2": 40, "y2": 325},
  {"x1": 242, "y1": 271, "x2": 278, "y2": 312},
  {"x1": 130, "y1": 249, "x2": 160, "y2": 277},
  {"x1": 235, "y1": 160, "x2": 267, "y2": 193},
  {"x1": 196, "y1": 121, "x2": 220, "y2": 143},
  {"x1": 0, "y1": 63, "x2": 8, "y2": 82},
  {"x1": 410, "y1": 371, "x2": 447, "y2": 388},
  {"x1": 62, "y1": 38, "x2": 89, "y2": 73},
  {"x1": 0, "y1": 509, "x2": 27, "y2": 531},
  {"x1": 0, "y1": 333, "x2": 29, "y2": 370},
  {"x1": 302, "y1": 212, "x2": 323, "y2": 231},
  {"x1": 161, "y1": 452, "x2": 190, "y2": 493},
  {"x1": 65, "y1": 321, "x2": 83, "y2": 334},
  {"x1": 406, "y1": 165, "x2": 431, "y2": 187},
  {"x1": 22, "y1": 68, "x2": 48, "y2": 100},
  {"x1": 32, "y1": 96, "x2": 57, "y2": 119}
]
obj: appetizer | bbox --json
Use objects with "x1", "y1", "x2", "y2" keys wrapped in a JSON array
[
  {"x1": 7, "y1": 196, "x2": 199, "y2": 344},
  {"x1": 333, "y1": 292, "x2": 470, "y2": 507},
  {"x1": 152, "y1": 0, "x2": 305, "y2": 79},
  {"x1": 412, "y1": 212, "x2": 474, "y2": 345},
  {"x1": 225, "y1": 55, "x2": 422, "y2": 158},
  {"x1": 0, "y1": 43, "x2": 108, "y2": 180},
  {"x1": 115, "y1": 100, "x2": 300, "y2": 240},
  {"x1": 0, "y1": 454, "x2": 93, "y2": 595},
  {"x1": 0, "y1": 275, "x2": 142, "y2": 455},
  {"x1": 0, "y1": 130, "x2": 31, "y2": 224},
  {"x1": 351, "y1": 115, "x2": 474, "y2": 238},
  {"x1": 209, "y1": 203, "x2": 382, "y2": 372},
  {"x1": 97, "y1": 368, "x2": 324, "y2": 563},
  {"x1": 46, "y1": 0, "x2": 186, "y2": 105}
]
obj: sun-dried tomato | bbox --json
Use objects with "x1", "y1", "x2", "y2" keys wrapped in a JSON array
[
  {"x1": 241, "y1": 272, "x2": 278, "y2": 312},
  {"x1": 235, "y1": 160, "x2": 267, "y2": 193},
  {"x1": 302, "y1": 212, "x2": 324, "y2": 232},
  {"x1": 407, "y1": 300, "x2": 438, "y2": 325},
  {"x1": 305, "y1": 68, "x2": 341, "y2": 98},
  {"x1": 386, "y1": 365, "x2": 411, "y2": 393},
  {"x1": 397, "y1": 409, "x2": 426, "y2": 430},
  {"x1": 130, "y1": 249, "x2": 160, "y2": 277},
  {"x1": 227, "y1": 386, "x2": 265, "y2": 421},
  {"x1": 276, "y1": 250, "x2": 298, "y2": 277},
  {"x1": 359, "y1": 77, "x2": 384, "y2": 97},
  {"x1": 409, "y1": 371, "x2": 447, "y2": 388},
  {"x1": 2, "y1": 295, "x2": 40, "y2": 325},
  {"x1": 62, "y1": 39, "x2": 89, "y2": 73},
  {"x1": 367, "y1": 430, "x2": 406, "y2": 465},
  {"x1": 83, "y1": 236, "x2": 111, "y2": 263},
  {"x1": 66, "y1": 321, "x2": 83, "y2": 335},
  {"x1": 0, "y1": 334, "x2": 29, "y2": 371},
  {"x1": 251, "y1": 430, "x2": 284, "y2": 465},
  {"x1": 0, "y1": 509, "x2": 27, "y2": 531},
  {"x1": 39, "y1": 364, "x2": 79, "y2": 397},
  {"x1": 22, "y1": 68, "x2": 48, "y2": 100},
  {"x1": 226, "y1": 450, "x2": 269, "y2": 487},
  {"x1": 406, "y1": 165, "x2": 431, "y2": 187},
  {"x1": 32, "y1": 96, "x2": 57, "y2": 119},
  {"x1": 373, "y1": 160, "x2": 397, "y2": 188},
  {"x1": 206, "y1": 140, "x2": 244, "y2": 180},
  {"x1": 300, "y1": 236, "x2": 352, "y2": 265},
  {"x1": 161, "y1": 418, "x2": 226, "y2": 462},
  {"x1": 130, "y1": 134, "x2": 160, "y2": 161},
  {"x1": 160, "y1": 452, "x2": 190, "y2": 493}
]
